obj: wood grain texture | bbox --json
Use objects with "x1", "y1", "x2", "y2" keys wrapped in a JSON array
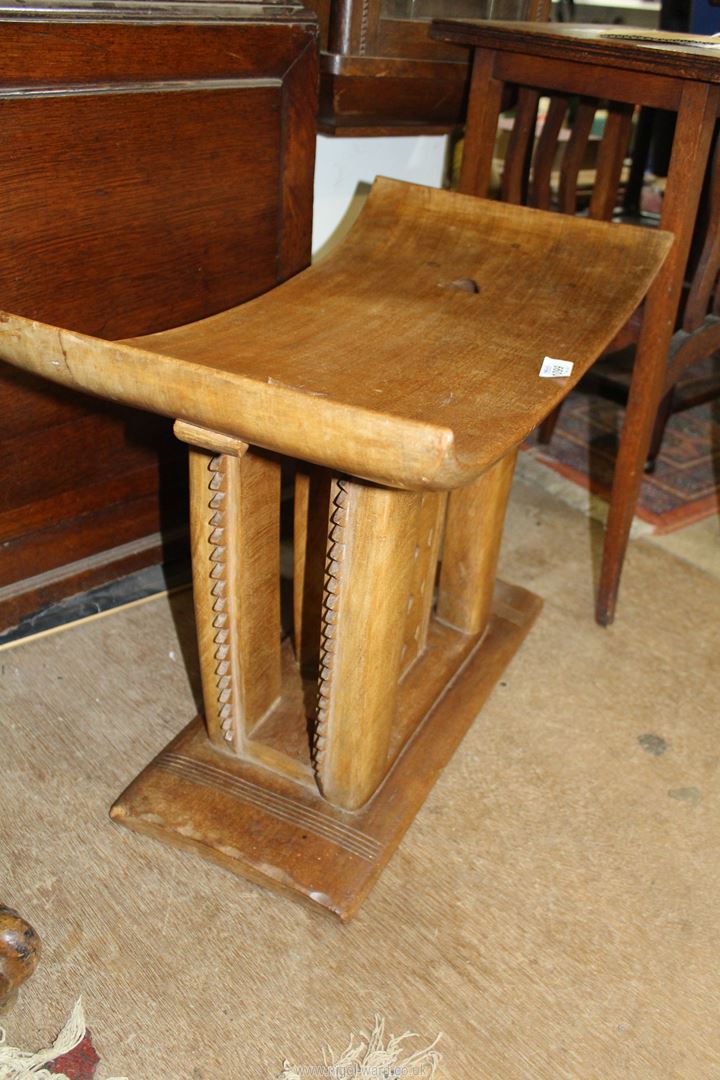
[
  {"x1": 314, "y1": 480, "x2": 421, "y2": 811},
  {"x1": 558, "y1": 101, "x2": 596, "y2": 215},
  {"x1": 399, "y1": 491, "x2": 446, "y2": 675},
  {"x1": 492, "y1": 49, "x2": 681, "y2": 111},
  {"x1": 187, "y1": 444, "x2": 281, "y2": 752},
  {"x1": 529, "y1": 94, "x2": 567, "y2": 211},
  {"x1": 501, "y1": 87, "x2": 539, "y2": 205},
  {"x1": 0, "y1": 179, "x2": 672, "y2": 492},
  {"x1": 588, "y1": 102, "x2": 634, "y2": 222},
  {"x1": 438, "y1": 448, "x2": 517, "y2": 636},
  {"x1": 432, "y1": 21, "x2": 720, "y2": 84},
  {"x1": 293, "y1": 468, "x2": 332, "y2": 675}
]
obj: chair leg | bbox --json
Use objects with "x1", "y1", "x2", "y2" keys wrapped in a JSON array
[
  {"x1": 597, "y1": 80, "x2": 720, "y2": 626},
  {"x1": 537, "y1": 402, "x2": 563, "y2": 445},
  {"x1": 645, "y1": 386, "x2": 675, "y2": 473},
  {"x1": 596, "y1": 378, "x2": 661, "y2": 626}
]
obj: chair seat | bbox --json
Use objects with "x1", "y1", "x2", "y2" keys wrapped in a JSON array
[{"x1": 0, "y1": 178, "x2": 671, "y2": 490}]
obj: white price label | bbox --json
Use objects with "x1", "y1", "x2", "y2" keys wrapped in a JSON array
[{"x1": 539, "y1": 356, "x2": 574, "y2": 378}]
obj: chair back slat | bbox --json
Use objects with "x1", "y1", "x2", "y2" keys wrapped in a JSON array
[
  {"x1": 558, "y1": 101, "x2": 597, "y2": 215},
  {"x1": 500, "y1": 87, "x2": 539, "y2": 205},
  {"x1": 529, "y1": 94, "x2": 567, "y2": 211},
  {"x1": 589, "y1": 103, "x2": 634, "y2": 221}
]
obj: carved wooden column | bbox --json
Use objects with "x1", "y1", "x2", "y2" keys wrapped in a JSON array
[
  {"x1": 438, "y1": 448, "x2": 517, "y2": 635},
  {"x1": 313, "y1": 480, "x2": 422, "y2": 809}
]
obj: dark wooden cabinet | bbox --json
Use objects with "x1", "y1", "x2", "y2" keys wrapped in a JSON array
[
  {"x1": 312, "y1": 0, "x2": 549, "y2": 133},
  {"x1": 0, "y1": 0, "x2": 317, "y2": 630}
]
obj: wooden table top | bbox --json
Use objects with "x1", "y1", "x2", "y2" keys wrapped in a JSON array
[
  {"x1": 431, "y1": 21, "x2": 720, "y2": 83},
  {"x1": 0, "y1": 179, "x2": 671, "y2": 490}
]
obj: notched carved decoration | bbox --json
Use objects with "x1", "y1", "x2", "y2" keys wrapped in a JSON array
[
  {"x1": 314, "y1": 478, "x2": 349, "y2": 776},
  {"x1": 208, "y1": 454, "x2": 235, "y2": 744}
]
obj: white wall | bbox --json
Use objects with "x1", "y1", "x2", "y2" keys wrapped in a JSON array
[{"x1": 312, "y1": 133, "x2": 450, "y2": 257}]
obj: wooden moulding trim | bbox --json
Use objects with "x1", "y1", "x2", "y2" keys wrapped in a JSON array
[
  {"x1": 0, "y1": 1, "x2": 315, "y2": 25},
  {"x1": 318, "y1": 121, "x2": 460, "y2": 137},
  {"x1": 0, "y1": 527, "x2": 183, "y2": 604},
  {"x1": 320, "y1": 52, "x2": 468, "y2": 79},
  {"x1": 0, "y1": 77, "x2": 282, "y2": 100}
]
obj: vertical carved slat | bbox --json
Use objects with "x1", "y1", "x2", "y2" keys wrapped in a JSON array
[
  {"x1": 558, "y1": 100, "x2": 597, "y2": 215},
  {"x1": 293, "y1": 467, "x2": 332, "y2": 675},
  {"x1": 315, "y1": 479, "x2": 422, "y2": 811},
  {"x1": 589, "y1": 102, "x2": 634, "y2": 221},
  {"x1": 530, "y1": 95, "x2": 567, "y2": 210},
  {"x1": 501, "y1": 87, "x2": 540, "y2": 205},
  {"x1": 688, "y1": 132, "x2": 720, "y2": 330},
  {"x1": 624, "y1": 106, "x2": 655, "y2": 214},
  {"x1": 400, "y1": 491, "x2": 447, "y2": 677},
  {"x1": 188, "y1": 444, "x2": 282, "y2": 753},
  {"x1": 437, "y1": 448, "x2": 517, "y2": 636}
]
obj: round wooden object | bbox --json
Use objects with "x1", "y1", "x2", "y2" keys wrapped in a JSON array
[{"x1": 0, "y1": 906, "x2": 41, "y2": 1012}]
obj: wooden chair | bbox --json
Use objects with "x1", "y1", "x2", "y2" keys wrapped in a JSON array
[
  {"x1": 496, "y1": 90, "x2": 645, "y2": 447},
  {"x1": 0, "y1": 180, "x2": 670, "y2": 918},
  {"x1": 516, "y1": 97, "x2": 720, "y2": 472},
  {"x1": 431, "y1": 22, "x2": 720, "y2": 624}
]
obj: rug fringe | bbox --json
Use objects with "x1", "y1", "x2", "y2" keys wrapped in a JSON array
[
  {"x1": 278, "y1": 1015, "x2": 442, "y2": 1078},
  {"x1": 0, "y1": 999, "x2": 127, "y2": 1080}
]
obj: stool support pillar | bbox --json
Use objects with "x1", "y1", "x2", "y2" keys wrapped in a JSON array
[
  {"x1": 315, "y1": 479, "x2": 423, "y2": 810},
  {"x1": 438, "y1": 448, "x2": 517, "y2": 635},
  {"x1": 179, "y1": 423, "x2": 282, "y2": 753}
]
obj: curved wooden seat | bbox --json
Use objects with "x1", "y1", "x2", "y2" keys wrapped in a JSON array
[
  {"x1": 0, "y1": 179, "x2": 671, "y2": 918},
  {"x1": 0, "y1": 178, "x2": 670, "y2": 490}
]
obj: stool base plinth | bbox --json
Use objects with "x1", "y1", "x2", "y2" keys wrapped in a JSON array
[{"x1": 110, "y1": 580, "x2": 541, "y2": 921}]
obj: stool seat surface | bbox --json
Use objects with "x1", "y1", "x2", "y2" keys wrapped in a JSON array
[{"x1": 0, "y1": 178, "x2": 671, "y2": 489}]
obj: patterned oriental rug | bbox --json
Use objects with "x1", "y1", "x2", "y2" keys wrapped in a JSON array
[{"x1": 523, "y1": 356, "x2": 720, "y2": 533}]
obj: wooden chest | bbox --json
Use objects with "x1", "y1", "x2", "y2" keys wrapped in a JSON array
[{"x1": 0, "y1": 0, "x2": 317, "y2": 630}]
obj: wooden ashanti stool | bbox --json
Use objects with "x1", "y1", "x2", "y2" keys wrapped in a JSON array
[{"x1": 0, "y1": 180, "x2": 670, "y2": 919}]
